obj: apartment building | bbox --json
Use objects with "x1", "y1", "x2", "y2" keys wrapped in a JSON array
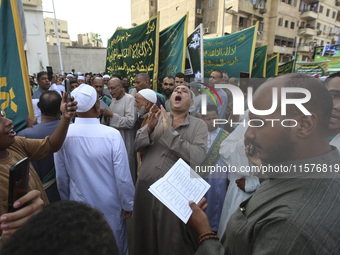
[
  {"x1": 44, "y1": 17, "x2": 72, "y2": 46},
  {"x1": 131, "y1": 0, "x2": 340, "y2": 62},
  {"x1": 77, "y1": 33, "x2": 103, "y2": 48}
]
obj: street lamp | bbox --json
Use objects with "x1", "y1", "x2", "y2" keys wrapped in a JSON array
[{"x1": 222, "y1": 6, "x2": 233, "y2": 36}]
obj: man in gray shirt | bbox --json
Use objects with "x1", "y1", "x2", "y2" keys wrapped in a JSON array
[{"x1": 188, "y1": 73, "x2": 340, "y2": 254}]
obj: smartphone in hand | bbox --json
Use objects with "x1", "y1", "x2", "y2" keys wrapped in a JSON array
[
  {"x1": 64, "y1": 78, "x2": 71, "y2": 103},
  {"x1": 8, "y1": 157, "x2": 30, "y2": 212}
]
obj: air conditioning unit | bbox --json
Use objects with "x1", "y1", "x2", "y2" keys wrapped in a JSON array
[
  {"x1": 259, "y1": 8, "x2": 267, "y2": 14},
  {"x1": 204, "y1": 27, "x2": 210, "y2": 33},
  {"x1": 196, "y1": 8, "x2": 202, "y2": 14}
]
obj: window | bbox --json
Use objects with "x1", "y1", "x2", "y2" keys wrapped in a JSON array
[
  {"x1": 333, "y1": 11, "x2": 336, "y2": 19},
  {"x1": 62, "y1": 30, "x2": 67, "y2": 33},
  {"x1": 285, "y1": 20, "x2": 289, "y2": 28},
  {"x1": 58, "y1": 22, "x2": 60, "y2": 26},
  {"x1": 207, "y1": 0, "x2": 214, "y2": 8},
  {"x1": 49, "y1": 29, "x2": 54, "y2": 33},
  {"x1": 259, "y1": 22, "x2": 264, "y2": 32},
  {"x1": 278, "y1": 18, "x2": 283, "y2": 26},
  {"x1": 326, "y1": 9, "x2": 330, "y2": 17},
  {"x1": 321, "y1": 40, "x2": 324, "y2": 46},
  {"x1": 239, "y1": 17, "x2": 248, "y2": 28},
  {"x1": 291, "y1": 22, "x2": 295, "y2": 29},
  {"x1": 319, "y1": 5, "x2": 323, "y2": 13},
  {"x1": 317, "y1": 22, "x2": 321, "y2": 29},
  {"x1": 49, "y1": 21, "x2": 53, "y2": 25},
  {"x1": 150, "y1": 0, "x2": 155, "y2": 6}
]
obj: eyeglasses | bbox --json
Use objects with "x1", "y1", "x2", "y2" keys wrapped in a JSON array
[{"x1": 163, "y1": 83, "x2": 174, "y2": 86}]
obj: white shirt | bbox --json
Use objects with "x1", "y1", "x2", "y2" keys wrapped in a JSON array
[
  {"x1": 217, "y1": 118, "x2": 260, "y2": 237},
  {"x1": 330, "y1": 133, "x2": 340, "y2": 151},
  {"x1": 55, "y1": 118, "x2": 135, "y2": 255}
]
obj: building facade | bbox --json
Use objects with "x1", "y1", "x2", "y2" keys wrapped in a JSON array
[
  {"x1": 44, "y1": 17, "x2": 72, "y2": 46},
  {"x1": 77, "y1": 33, "x2": 103, "y2": 48},
  {"x1": 131, "y1": 0, "x2": 340, "y2": 62},
  {"x1": 22, "y1": 0, "x2": 49, "y2": 75}
]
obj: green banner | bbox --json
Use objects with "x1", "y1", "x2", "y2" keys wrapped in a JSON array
[
  {"x1": 0, "y1": 0, "x2": 33, "y2": 132},
  {"x1": 295, "y1": 61, "x2": 330, "y2": 76},
  {"x1": 278, "y1": 60, "x2": 295, "y2": 76},
  {"x1": 314, "y1": 44, "x2": 340, "y2": 74},
  {"x1": 252, "y1": 44, "x2": 267, "y2": 78},
  {"x1": 203, "y1": 24, "x2": 258, "y2": 78},
  {"x1": 105, "y1": 14, "x2": 159, "y2": 90},
  {"x1": 158, "y1": 14, "x2": 188, "y2": 80},
  {"x1": 185, "y1": 24, "x2": 204, "y2": 81},
  {"x1": 266, "y1": 53, "x2": 279, "y2": 78}
]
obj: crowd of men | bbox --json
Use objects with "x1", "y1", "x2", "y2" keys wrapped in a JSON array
[{"x1": 0, "y1": 69, "x2": 339, "y2": 255}]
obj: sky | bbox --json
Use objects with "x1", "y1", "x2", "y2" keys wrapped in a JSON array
[{"x1": 41, "y1": 0, "x2": 131, "y2": 47}]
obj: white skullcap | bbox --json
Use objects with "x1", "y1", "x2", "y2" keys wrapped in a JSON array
[
  {"x1": 103, "y1": 74, "x2": 110, "y2": 79},
  {"x1": 78, "y1": 75, "x2": 85, "y2": 80},
  {"x1": 71, "y1": 84, "x2": 97, "y2": 113},
  {"x1": 66, "y1": 74, "x2": 74, "y2": 78},
  {"x1": 138, "y1": 89, "x2": 157, "y2": 104}
]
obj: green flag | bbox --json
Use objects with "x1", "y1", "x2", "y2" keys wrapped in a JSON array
[
  {"x1": 185, "y1": 24, "x2": 204, "y2": 81},
  {"x1": 278, "y1": 60, "x2": 296, "y2": 76},
  {"x1": 266, "y1": 53, "x2": 279, "y2": 78},
  {"x1": 295, "y1": 61, "x2": 330, "y2": 76},
  {"x1": 203, "y1": 24, "x2": 258, "y2": 78},
  {"x1": 0, "y1": 0, "x2": 33, "y2": 132},
  {"x1": 105, "y1": 14, "x2": 159, "y2": 90},
  {"x1": 158, "y1": 13, "x2": 188, "y2": 80},
  {"x1": 252, "y1": 44, "x2": 267, "y2": 78},
  {"x1": 314, "y1": 45, "x2": 340, "y2": 74}
]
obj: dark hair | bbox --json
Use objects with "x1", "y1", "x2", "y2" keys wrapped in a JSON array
[
  {"x1": 175, "y1": 72, "x2": 185, "y2": 79},
  {"x1": 112, "y1": 74, "x2": 122, "y2": 80},
  {"x1": 0, "y1": 201, "x2": 119, "y2": 255},
  {"x1": 206, "y1": 104, "x2": 218, "y2": 114},
  {"x1": 38, "y1": 91, "x2": 62, "y2": 116},
  {"x1": 163, "y1": 76, "x2": 174, "y2": 81},
  {"x1": 70, "y1": 79, "x2": 78, "y2": 85},
  {"x1": 37, "y1": 71, "x2": 48, "y2": 81}
]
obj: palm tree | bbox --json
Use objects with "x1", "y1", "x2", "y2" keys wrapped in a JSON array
[{"x1": 91, "y1": 33, "x2": 102, "y2": 47}]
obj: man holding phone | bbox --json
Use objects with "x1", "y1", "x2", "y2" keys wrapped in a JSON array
[{"x1": 0, "y1": 91, "x2": 77, "y2": 238}]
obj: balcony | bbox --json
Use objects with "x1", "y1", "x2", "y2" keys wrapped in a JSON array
[
  {"x1": 298, "y1": 27, "x2": 315, "y2": 36},
  {"x1": 273, "y1": 45, "x2": 294, "y2": 55},
  {"x1": 239, "y1": 0, "x2": 254, "y2": 14},
  {"x1": 300, "y1": 11, "x2": 318, "y2": 20},
  {"x1": 297, "y1": 45, "x2": 310, "y2": 52}
]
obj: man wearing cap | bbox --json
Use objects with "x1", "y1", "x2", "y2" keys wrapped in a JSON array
[
  {"x1": 107, "y1": 78, "x2": 137, "y2": 183},
  {"x1": 132, "y1": 85, "x2": 208, "y2": 255},
  {"x1": 130, "y1": 73, "x2": 166, "y2": 106},
  {"x1": 102, "y1": 74, "x2": 112, "y2": 97},
  {"x1": 134, "y1": 88, "x2": 158, "y2": 129},
  {"x1": 134, "y1": 89, "x2": 159, "y2": 175},
  {"x1": 77, "y1": 75, "x2": 86, "y2": 85},
  {"x1": 54, "y1": 84, "x2": 135, "y2": 255}
]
